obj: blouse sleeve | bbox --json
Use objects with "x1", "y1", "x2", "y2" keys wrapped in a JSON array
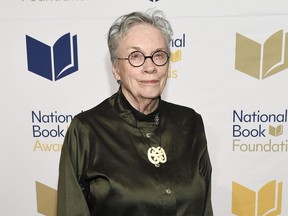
[
  {"x1": 200, "y1": 148, "x2": 213, "y2": 215},
  {"x1": 57, "y1": 118, "x2": 91, "y2": 216},
  {"x1": 198, "y1": 115, "x2": 214, "y2": 216}
]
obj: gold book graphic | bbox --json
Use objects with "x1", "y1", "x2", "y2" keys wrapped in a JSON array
[
  {"x1": 232, "y1": 180, "x2": 282, "y2": 216},
  {"x1": 235, "y1": 30, "x2": 288, "y2": 79},
  {"x1": 35, "y1": 181, "x2": 57, "y2": 216},
  {"x1": 170, "y1": 49, "x2": 182, "y2": 62},
  {"x1": 269, "y1": 125, "x2": 283, "y2": 137}
]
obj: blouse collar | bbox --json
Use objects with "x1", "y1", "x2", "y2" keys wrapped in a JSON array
[{"x1": 110, "y1": 88, "x2": 161, "y2": 126}]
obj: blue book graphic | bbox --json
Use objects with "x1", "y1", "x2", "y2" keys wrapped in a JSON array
[{"x1": 26, "y1": 33, "x2": 78, "y2": 81}]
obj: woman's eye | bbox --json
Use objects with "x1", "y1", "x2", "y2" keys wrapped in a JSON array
[
  {"x1": 131, "y1": 53, "x2": 141, "y2": 59},
  {"x1": 154, "y1": 53, "x2": 164, "y2": 59}
]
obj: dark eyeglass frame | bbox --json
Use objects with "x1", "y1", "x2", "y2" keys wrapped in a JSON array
[{"x1": 117, "y1": 50, "x2": 170, "y2": 67}]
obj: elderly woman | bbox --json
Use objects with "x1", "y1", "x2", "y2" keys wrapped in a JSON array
[{"x1": 57, "y1": 10, "x2": 213, "y2": 216}]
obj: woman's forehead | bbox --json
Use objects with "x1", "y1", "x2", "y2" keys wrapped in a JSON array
[{"x1": 119, "y1": 24, "x2": 166, "y2": 49}]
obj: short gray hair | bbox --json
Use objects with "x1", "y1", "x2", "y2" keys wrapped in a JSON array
[{"x1": 107, "y1": 10, "x2": 173, "y2": 64}]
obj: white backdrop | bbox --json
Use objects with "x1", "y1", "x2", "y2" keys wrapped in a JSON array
[{"x1": 1, "y1": 0, "x2": 288, "y2": 215}]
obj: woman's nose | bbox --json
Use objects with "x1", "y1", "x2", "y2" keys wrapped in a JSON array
[{"x1": 143, "y1": 57, "x2": 157, "y2": 73}]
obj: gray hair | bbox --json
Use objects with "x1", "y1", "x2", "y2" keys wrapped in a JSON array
[{"x1": 107, "y1": 10, "x2": 173, "y2": 64}]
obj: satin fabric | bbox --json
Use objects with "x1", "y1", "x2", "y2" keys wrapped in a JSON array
[{"x1": 57, "y1": 89, "x2": 213, "y2": 216}]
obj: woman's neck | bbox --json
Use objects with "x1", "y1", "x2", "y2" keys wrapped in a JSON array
[{"x1": 122, "y1": 90, "x2": 159, "y2": 115}]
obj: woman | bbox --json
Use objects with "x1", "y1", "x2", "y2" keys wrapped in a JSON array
[{"x1": 57, "y1": 10, "x2": 213, "y2": 216}]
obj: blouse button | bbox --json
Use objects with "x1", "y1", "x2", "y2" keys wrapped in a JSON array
[
  {"x1": 146, "y1": 132, "x2": 152, "y2": 138},
  {"x1": 165, "y1": 188, "x2": 172, "y2": 195}
]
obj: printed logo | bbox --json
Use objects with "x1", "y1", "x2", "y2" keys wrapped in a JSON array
[
  {"x1": 31, "y1": 110, "x2": 73, "y2": 152},
  {"x1": 35, "y1": 181, "x2": 57, "y2": 216},
  {"x1": 235, "y1": 30, "x2": 288, "y2": 80},
  {"x1": 26, "y1": 33, "x2": 78, "y2": 81},
  {"x1": 169, "y1": 33, "x2": 186, "y2": 78},
  {"x1": 232, "y1": 109, "x2": 288, "y2": 153},
  {"x1": 22, "y1": 0, "x2": 95, "y2": 3},
  {"x1": 232, "y1": 180, "x2": 282, "y2": 216}
]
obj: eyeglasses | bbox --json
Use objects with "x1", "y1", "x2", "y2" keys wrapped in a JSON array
[{"x1": 117, "y1": 50, "x2": 169, "y2": 67}]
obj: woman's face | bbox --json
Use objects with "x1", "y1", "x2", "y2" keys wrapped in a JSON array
[{"x1": 112, "y1": 24, "x2": 169, "y2": 104}]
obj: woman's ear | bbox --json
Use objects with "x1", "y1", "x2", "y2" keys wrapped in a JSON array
[{"x1": 112, "y1": 63, "x2": 121, "y2": 81}]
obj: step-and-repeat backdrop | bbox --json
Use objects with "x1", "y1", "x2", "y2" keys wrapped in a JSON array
[{"x1": 1, "y1": 0, "x2": 288, "y2": 215}]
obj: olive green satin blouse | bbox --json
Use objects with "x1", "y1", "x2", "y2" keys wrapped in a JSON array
[{"x1": 57, "y1": 89, "x2": 213, "y2": 216}]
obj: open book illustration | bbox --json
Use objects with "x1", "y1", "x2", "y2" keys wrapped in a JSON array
[
  {"x1": 232, "y1": 180, "x2": 282, "y2": 216},
  {"x1": 35, "y1": 181, "x2": 57, "y2": 216},
  {"x1": 269, "y1": 125, "x2": 283, "y2": 137},
  {"x1": 235, "y1": 30, "x2": 288, "y2": 80},
  {"x1": 26, "y1": 33, "x2": 78, "y2": 81},
  {"x1": 170, "y1": 50, "x2": 182, "y2": 63}
]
